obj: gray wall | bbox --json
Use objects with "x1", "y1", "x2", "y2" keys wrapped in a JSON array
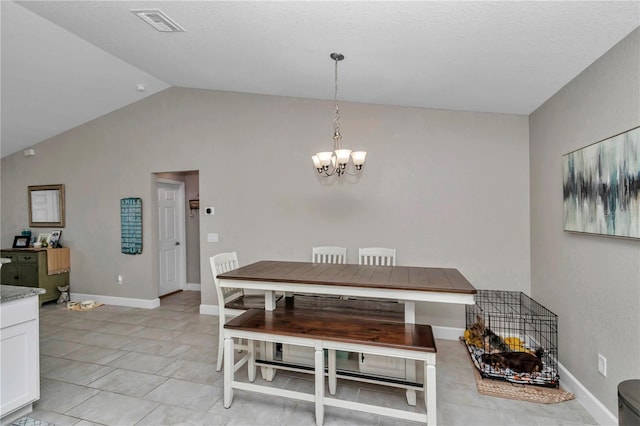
[
  {"x1": 1, "y1": 87, "x2": 530, "y2": 327},
  {"x1": 530, "y1": 28, "x2": 640, "y2": 415}
]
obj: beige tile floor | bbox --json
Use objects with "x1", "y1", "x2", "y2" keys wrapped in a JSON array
[{"x1": 23, "y1": 291, "x2": 597, "y2": 425}]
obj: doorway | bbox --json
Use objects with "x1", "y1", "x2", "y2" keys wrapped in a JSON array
[
  {"x1": 157, "y1": 179, "x2": 186, "y2": 296},
  {"x1": 155, "y1": 171, "x2": 201, "y2": 298}
]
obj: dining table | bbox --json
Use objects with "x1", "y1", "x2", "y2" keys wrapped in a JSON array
[
  {"x1": 217, "y1": 260, "x2": 477, "y2": 319},
  {"x1": 216, "y1": 260, "x2": 477, "y2": 404}
]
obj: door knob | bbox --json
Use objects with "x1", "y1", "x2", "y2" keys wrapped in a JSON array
[{"x1": 175, "y1": 242, "x2": 180, "y2": 246}]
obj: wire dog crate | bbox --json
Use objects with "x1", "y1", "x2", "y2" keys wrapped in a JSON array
[{"x1": 464, "y1": 290, "x2": 559, "y2": 388}]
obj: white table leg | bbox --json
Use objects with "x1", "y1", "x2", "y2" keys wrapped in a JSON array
[
  {"x1": 261, "y1": 291, "x2": 277, "y2": 381},
  {"x1": 264, "y1": 342, "x2": 276, "y2": 381},
  {"x1": 315, "y1": 344, "x2": 325, "y2": 426},
  {"x1": 404, "y1": 300, "x2": 417, "y2": 405},
  {"x1": 328, "y1": 349, "x2": 336, "y2": 395},
  {"x1": 248, "y1": 339, "x2": 256, "y2": 382},
  {"x1": 265, "y1": 290, "x2": 277, "y2": 310},
  {"x1": 426, "y1": 360, "x2": 437, "y2": 425},
  {"x1": 405, "y1": 362, "x2": 417, "y2": 406},
  {"x1": 404, "y1": 300, "x2": 416, "y2": 323},
  {"x1": 223, "y1": 337, "x2": 234, "y2": 408}
]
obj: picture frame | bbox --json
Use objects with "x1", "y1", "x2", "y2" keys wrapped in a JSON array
[
  {"x1": 37, "y1": 233, "x2": 52, "y2": 245},
  {"x1": 50, "y1": 230, "x2": 62, "y2": 248},
  {"x1": 12, "y1": 235, "x2": 30, "y2": 248},
  {"x1": 562, "y1": 125, "x2": 639, "y2": 239}
]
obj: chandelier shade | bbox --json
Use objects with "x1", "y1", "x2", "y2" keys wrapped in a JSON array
[{"x1": 312, "y1": 53, "x2": 366, "y2": 177}]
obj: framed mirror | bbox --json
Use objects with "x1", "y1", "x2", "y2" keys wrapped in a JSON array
[{"x1": 28, "y1": 184, "x2": 65, "y2": 227}]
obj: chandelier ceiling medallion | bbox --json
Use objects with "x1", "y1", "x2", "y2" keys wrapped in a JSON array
[{"x1": 312, "y1": 53, "x2": 366, "y2": 177}]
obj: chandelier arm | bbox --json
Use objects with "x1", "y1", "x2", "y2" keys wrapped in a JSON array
[{"x1": 342, "y1": 164, "x2": 364, "y2": 176}]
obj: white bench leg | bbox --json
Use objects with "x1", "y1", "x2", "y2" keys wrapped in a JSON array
[
  {"x1": 328, "y1": 349, "x2": 336, "y2": 395},
  {"x1": 224, "y1": 337, "x2": 234, "y2": 408},
  {"x1": 425, "y1": 361, "x2": 437, "y2": 425},
  {"x1": 315, "y1": 345, "x2": 324, "y2": 426},
  {"x1": 248, "y1": 339, "x2": 256, "y2": 382}
]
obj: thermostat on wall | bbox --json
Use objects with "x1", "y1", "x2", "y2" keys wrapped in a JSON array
[{"x1": 204, "y1": 206, "x2": 214, "y2": 215}]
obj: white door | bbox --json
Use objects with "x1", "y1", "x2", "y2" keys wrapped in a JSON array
[{"x1": 157, "y1": 180, "x2": 185, "y2": 296}]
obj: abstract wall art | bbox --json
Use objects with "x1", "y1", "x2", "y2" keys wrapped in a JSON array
[{"x1": 562, "y1": 126, "x2": 640, "y2": 239}]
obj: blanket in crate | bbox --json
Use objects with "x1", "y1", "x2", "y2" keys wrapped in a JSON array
[{"x1": 463, "y1": 338, "x2": 559, "y2": 388}]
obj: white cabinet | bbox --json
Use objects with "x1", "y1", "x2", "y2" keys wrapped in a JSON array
[{"x1": 0, "y1": 294, "x2": 40, "y2": 422}]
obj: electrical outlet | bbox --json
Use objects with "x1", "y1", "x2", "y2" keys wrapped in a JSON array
[
  {"x1": 597, "y1": 353, "x2": 607, "y2": 377},
  {"x1": 117, "y1": 275, "x2": 123, "y2": 285}
]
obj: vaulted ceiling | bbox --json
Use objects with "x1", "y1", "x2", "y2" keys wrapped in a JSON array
[{"x1": 2, "y1": 1, "x2": 639, "y2": 158}]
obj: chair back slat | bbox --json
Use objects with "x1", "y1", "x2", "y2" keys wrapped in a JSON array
[
  {"x1": 358, "y1": 247, "x2": 397, "y2": 266},
  {"x1": 312, "y1": 246, "x2": 347, "y2": 264},
  {"x1": 210, "y1": 252, "x2": 242, "y2": 305}
]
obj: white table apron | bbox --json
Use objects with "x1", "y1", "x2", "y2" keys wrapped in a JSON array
[
  {"x1": 218, "y1": 278, "x2": 473, "y2": 406},
  {"x1": 223, "y1": 328, "x2": 437, "y2": 426},
  {"x1": 217, "y1": 279, "x2": 477, "y2": 312}
]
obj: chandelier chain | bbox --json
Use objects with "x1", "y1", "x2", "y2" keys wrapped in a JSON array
[{"x1": 333, "y1": 56, "x2": 341, "y2": 149}]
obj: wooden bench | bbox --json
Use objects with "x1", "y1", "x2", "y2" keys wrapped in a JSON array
[
  {"x1": 278, "y1": 295, "x2": 409, "y2": 391},
  {"x1": 223, "y1": 308, "x2": 437, "y2": 425}
]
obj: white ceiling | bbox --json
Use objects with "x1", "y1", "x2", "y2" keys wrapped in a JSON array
[{"x1": 2, "y1": 1, "x2": 639, "y2": 158}]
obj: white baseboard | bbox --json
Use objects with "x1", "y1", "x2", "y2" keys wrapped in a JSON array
[
  {"x1": 557, "y1": 361, "x2": 617, "y2": 425},
  {"x1": 70, "y1": 293, "x2": 160, "y2": 309},
  {"x1": 185, "y1": 283, "x2": 201, "y2": 291},
  {"x1": 200, "y1": 304, "x2": 218, "y2": 316},
  {"x1": 0, "y1": 402, "x2": 33, "y2": 425}
]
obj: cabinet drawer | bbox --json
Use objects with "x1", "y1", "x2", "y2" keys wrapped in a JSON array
[
  {"x1": 0, "y1": 253, "x2": 19, "y2": 263},
  {"x1": 16, "y1": 254, "x2": 38, "y2": 263},
  {"x1": 0, "y1": 253, "x2": 38, "y2": 263}
]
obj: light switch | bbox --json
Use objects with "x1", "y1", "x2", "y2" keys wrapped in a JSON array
[{"x1": 207, "y1": 233, "x2": 219, "y2": 242}]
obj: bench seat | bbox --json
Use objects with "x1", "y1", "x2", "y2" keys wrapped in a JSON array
[
  {"x1": 279, "y1": 294, "x2": 411, "y2": 396},
  {"x1": 223, "y1": 308, "x2": 437, "y2": 425}
]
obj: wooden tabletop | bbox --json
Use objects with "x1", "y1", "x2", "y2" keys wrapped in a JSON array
[{"x1": 217, "y1": 260, "x2": 476, "y2": 294}]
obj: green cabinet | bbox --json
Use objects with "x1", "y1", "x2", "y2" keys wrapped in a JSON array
[{"x1": 1, "y1": 250, "x2": 69, "y2": 305}]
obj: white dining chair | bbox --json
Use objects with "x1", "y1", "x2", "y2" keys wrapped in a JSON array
[
  {"x1": 356, "y1": 247, "x2": 405, "y2": 381},
  {"x1": 210, "y1": 252, "x2": 282, "y2": 371},
  {"x1": 312, "y1": 246, "x2": 347, "y2": 264},
  {"x1": 358, "y1": 247, "x2": 397, "y2": 266}
]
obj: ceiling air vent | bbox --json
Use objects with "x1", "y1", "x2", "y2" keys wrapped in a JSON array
[{"x1": 131, "y1": 9, "x2": 185, "y2": 32}]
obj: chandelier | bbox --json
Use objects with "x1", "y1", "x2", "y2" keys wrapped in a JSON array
[{"x1": 312, "y1": 53, "x2": 366, "y2": 177}]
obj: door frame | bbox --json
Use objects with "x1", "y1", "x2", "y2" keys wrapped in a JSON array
[{"x1": 156, "y1": 178, "x2": 187, "y2": 296}]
